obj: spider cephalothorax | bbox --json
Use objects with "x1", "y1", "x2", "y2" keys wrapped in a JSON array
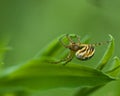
[
  {"x1": 53, "y1": 34, "x2": 109, "y2": 65},
  {"x1": 68, "y1": 42, "x2": 80, "y2": 51}
]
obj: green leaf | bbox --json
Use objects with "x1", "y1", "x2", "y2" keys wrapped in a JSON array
[
  {"x1": 29, "y1": 88, "x2": 78, "y2": 96},
  {"x1": 0, "y1": 59, "x2": 114, "y2": 91},
  {"x1": 75, "y1": 85, "x2": 103, "y2": 96},
  {"x1": 106, "y1": 57, "x2": 120, "y2": 77},
  {"x1": 96, "y1": 34, "x2": 114, "y2": 70},
  {"x1": 0, "y1": 34, "x2": 115, "y2": 96},
  {"x1": 36, "y1": 38, "x2": 61, "y2": 58}
]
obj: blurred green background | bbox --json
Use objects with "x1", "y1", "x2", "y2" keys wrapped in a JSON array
[{"x1": 0, "y1": 0, "x2": 120, "y2": 96}]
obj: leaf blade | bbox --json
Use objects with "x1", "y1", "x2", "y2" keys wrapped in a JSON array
[
  {"x1": 96, "y1": 34, "x2": 114, "y2": 70},
  {"x1": 0, "y1": 59, "x2": 114, "y2": 91}
]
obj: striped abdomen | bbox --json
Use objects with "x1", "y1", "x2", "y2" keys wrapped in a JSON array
[{"x1": 75, "y1": 44, "x2": 95, "y2": 60}]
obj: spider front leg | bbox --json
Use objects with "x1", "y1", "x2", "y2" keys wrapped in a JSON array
[
  {"x1": 75, "y1": 35, "x2": 81, "y2": 44},
  {"x1": 66, "y1": 34, "x2": 81, "y2": 44},
  {"x1": 59, "y1": 35, "x2": 69, "y2": 48},
  {"x1": 59, "y1": 34, "x2": 81, "y2": 47},
  {"x1": 52, "y1": 51, "x2": 75, "y2": 65},
  {"x1": 66, "y1": 34, "x2": 74, "y2": 43},
  {"x1": 59, "y1": 34, "x2": 75, "y2": 48}
]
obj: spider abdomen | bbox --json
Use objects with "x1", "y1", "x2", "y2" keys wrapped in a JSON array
[{"x1": 75, "y1": 45, "x2": 95, "y2": 60}]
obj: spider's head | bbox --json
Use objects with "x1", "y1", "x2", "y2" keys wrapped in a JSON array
[{"x1": 68, "y1": 42, "x2": 80, "y2": 51}]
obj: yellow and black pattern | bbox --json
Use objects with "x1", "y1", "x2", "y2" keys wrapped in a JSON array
[{"x1": 75, "y1": 44, "x2": 95, "y2": 60}]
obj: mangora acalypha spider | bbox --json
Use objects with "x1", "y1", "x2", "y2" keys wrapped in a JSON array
[{"x1": 52, "y1": 34, "x2": 110, "y2": 65}]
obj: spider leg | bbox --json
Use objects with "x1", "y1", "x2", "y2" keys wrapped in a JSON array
[
  {"x1": 59, "y1": 35, "x2": 69, "y2": 48},
  {"x1": 51, "y1": 51, "x2": 75, "y2": 65},
  {"x1": 62, "y1": 56, "x2": 73, "y2": 65},
  {"x1": 75, "y1": 34, "x2": 81, "y2": 44},
  {"x1": 92, "y1": 40, "x2": 111, "y2": 47},
  {"x1": 66, "y1": 34, "x2": 81, "y2": 44},
  {"x1": 66, "y1": 34, "x2": 74, "y2": 43},
  {"x1": 50, "y1": 58, "x2": 67, "y2": 64}
]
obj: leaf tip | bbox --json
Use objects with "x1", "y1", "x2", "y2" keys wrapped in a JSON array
[{"x1": 108, "y1": 34, "x2": 114, "y2": 41}]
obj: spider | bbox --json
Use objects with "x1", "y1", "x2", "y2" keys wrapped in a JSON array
[{"x1": 52, "y1": 34, "x2": 110, "y2": 65}]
